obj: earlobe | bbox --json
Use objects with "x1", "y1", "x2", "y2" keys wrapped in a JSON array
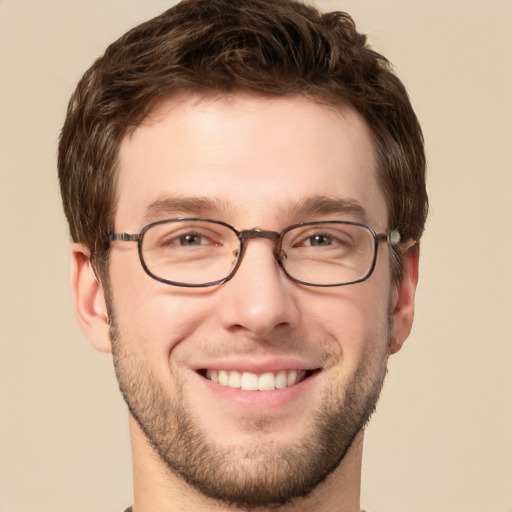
[
  {"x1": 389, "y1": 242, "x2": 420, "y2": 355},
  {"x1": 71, "y1": 244, "x2": 112, "y2": 353}
]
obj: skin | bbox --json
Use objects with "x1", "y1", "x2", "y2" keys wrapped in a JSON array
[{"x1": 71, "y1": 94, "x2": 419, "y2": 512}]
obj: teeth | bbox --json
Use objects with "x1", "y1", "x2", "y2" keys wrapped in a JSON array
[
  {"x1": 205, "y1": 369, "x2": 307, "y2": 391},
  {"x1": 275, "y1": 370, "x2": 287, "y2": 389},
  {"x1": 287, "y1": 370, "x2": 297, "y2": 387},
  {"x1": 240, "y1": 372, "x2": 258, "y2": 391},
  {"x1": 218, "y1": 370, "x2": 228, "y2": 386},
  {"x1": 258, "y1": 372, "x2": 275, "y2": 391},
  {"x1": 228, "y1": 370, "x2": 241, "y2": 388}
]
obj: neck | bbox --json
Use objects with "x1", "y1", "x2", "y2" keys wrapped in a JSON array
[{"x1": 129, "y1": 416, "x2": 364, "y2": 512}]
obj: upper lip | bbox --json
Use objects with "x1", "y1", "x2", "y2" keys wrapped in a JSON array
[{"x1": 190, "y1": 357, "x2": 321, "y2": 374}]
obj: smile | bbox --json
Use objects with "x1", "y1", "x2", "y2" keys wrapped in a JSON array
[{"x1": 204, "y1": 369, "x2": 310, "y2": 391}]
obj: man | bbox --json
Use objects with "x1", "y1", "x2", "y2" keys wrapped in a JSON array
[{"x1": 58, "y1": 0, "x2": 427, "y2": 510}]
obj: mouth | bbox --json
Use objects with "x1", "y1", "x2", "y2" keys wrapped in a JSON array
[{"x1": 199, "y1": 369, "x2": 317, "y2": 391}]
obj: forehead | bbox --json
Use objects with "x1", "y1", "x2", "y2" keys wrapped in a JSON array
[{"x1": 116, "y1": 93, "x2": 388, "y2": 230}]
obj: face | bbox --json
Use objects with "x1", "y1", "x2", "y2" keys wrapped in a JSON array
[{"x1": 79, "y1": 94, "x2": 415, "y2": 508}]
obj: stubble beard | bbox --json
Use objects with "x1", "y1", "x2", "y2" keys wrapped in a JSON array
[{"x1": 107, "y1": 298, "x2": 390, "y2": 510}]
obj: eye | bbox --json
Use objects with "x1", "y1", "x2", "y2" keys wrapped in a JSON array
[
  {"x1": 155, "y1": 227, "x2": 224, "y2": 249},
  {"x1": 143, "y1": 220, "x2": 237, "y2": 255},
  {"x1": 172, "y1": 232, "x2": 212, "y2": 247},
  {"x1": 301, "y1": 233, "x2": 337, "y2": 247},
  {"x1": 294, "y1": 230, "x2": 352, "y2": 249}
]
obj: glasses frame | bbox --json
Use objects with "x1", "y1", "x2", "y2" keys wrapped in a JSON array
[{"x1": 107, "y1": 217, "x2": 401, "y2": 288}]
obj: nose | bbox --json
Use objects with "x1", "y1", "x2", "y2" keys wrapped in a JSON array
[{"x1": 217, "y1": 238, "x2": 301, "y2": 338}]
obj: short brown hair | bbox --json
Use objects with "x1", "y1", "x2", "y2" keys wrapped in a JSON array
[{"x1": 58, "y1": 0, "x2": 427, "y2": 279}]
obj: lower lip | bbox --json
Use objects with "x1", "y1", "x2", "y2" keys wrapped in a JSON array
[{"x1": 195, "y1": 371, "x2": 319, "y2": 411}]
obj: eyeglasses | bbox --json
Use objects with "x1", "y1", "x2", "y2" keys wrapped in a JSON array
[{"x1": 107, "y1": 218, "x2": 401, "y2": 287}]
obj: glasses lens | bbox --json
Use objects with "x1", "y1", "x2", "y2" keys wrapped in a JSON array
[
  {"x1": 281, "y1": 222, "x2": 376, "y2": 285},
  {"x1": 141, "y1": 220, "x2": 240, "y2": 285}
]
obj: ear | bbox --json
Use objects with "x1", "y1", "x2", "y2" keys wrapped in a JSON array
[
  {"x1": 71, "y1": 244, "x2": 112, "y2": 353},
  {"x1": 389, "y1": 242, "x2": 420, "y2": 355}
]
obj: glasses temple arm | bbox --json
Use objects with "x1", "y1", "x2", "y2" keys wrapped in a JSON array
[{"x1": 108, "y1": 232, "x2": 140, "y2": 242}]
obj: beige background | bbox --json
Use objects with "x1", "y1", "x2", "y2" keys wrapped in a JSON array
[{"x1": 1, "y1": 1, "x2": 511, "y2": 511}]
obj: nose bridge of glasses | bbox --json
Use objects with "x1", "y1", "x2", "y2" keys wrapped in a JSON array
[
  {"x1": 237, "y1": 228, "x2": 283, "y2": 261},
  {"x1": 239, "y1": 228, "x2": 280, "y2": 242}
]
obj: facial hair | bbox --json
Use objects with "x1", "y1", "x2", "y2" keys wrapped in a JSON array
[{"x1": 107, "y1": 295, "x2": 390, "y2": 510}]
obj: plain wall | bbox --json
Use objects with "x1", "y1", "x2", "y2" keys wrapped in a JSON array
[{"x1": 0, "y1": 1, "x2": 511, "y2": 511}]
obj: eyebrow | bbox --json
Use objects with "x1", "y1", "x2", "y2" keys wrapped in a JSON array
[
  {"x1": 143, "y1": 194, "x2": 369, "y2": 225},
  {"x1": 282, "y1": 196, "x2": 370, "y2": 223},
  {"x1": 143, "y1": 196, "x2": 234, "y2": 224}
]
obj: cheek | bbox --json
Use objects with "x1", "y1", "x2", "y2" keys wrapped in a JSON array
[
  {"x1": 303, "y1": 278, "x2": 391, "y2": 363},
  {"x1": 116, "y1": 289, "x2": 213, "y2": 342},
  {"x1": 108, "y1": 256, "x2": 217, "y2": 363}
]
